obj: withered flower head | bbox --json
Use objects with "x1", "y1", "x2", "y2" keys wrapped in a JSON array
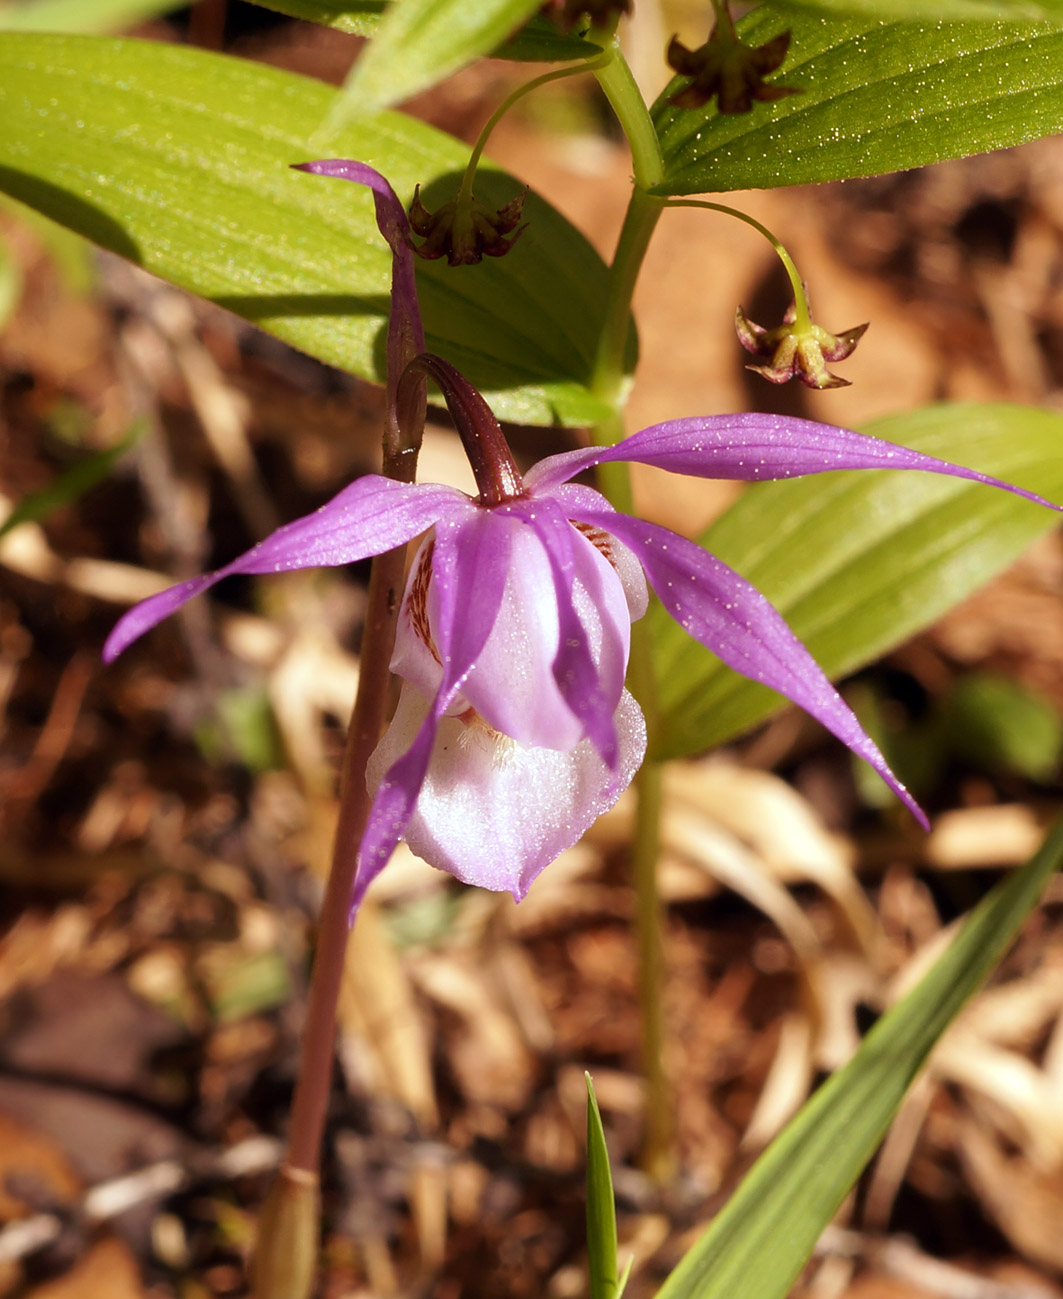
[
  {"x1": 408, "y1": 186, "x2": 527, "y2": 267},
  {"x1": 667, "y1": 22, "x2": 800, "y2": 114},
  {"x1": 736, "y1": 300, "x2": 869, "y2": 389}
]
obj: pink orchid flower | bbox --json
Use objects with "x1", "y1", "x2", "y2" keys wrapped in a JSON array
[{"x1": 104, "y1": 162, "x2": 1062, "y2": 905}]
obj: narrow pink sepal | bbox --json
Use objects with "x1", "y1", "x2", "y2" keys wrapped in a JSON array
[
  {"x1": 292, "y1": 160, "x2": 425, "y2": 397},
  {"x1": 526, "y1": 413, "x2": 1063, "y2": 515},
  {"x1": 575, "y1": 506, "x2": 930, "y2": 829},
  {"x1": 103, "y1": 478, "x2": 468, "y2": 661}
]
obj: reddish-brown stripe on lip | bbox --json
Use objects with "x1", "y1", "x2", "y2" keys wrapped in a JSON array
[
  {"x1": 571, "y1": 520, "x2": 616, "y2": 566},
  {"x1": 407, "y1": 540, "x2": 441, "y2": 665}
]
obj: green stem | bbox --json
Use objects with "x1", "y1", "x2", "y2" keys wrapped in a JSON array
[
  {"x1": 710, "y1": 0, "x2": 739, "y2": 44},
  {"x1": 592, "y1": 34, "x2": 665, "y2": 194},
  {"x1": 589, "y1": 189, "x2": 667, "y2": 432},
  {"x1": 588, "y1": 42, "x2": 666, "y2": 425},
  {"x1": 457, "y1": 56, "x2": 609, "y2": 204},
  {"x1": 589, "y1": 42, "x2": 673, "y2": 1181},
  {"x1": 632, "y1": 758, "x2": 672, "y2": 1182},
  {"x1": 669, "y1": 198, "x2": 813, "y2": 333}
]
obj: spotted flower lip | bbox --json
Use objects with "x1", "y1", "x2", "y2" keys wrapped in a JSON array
[{"x1": 103, "y1": 160, "x2": 1063, "y2": 906}]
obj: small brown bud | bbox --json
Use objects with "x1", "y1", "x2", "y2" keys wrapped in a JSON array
[
  {"x1": 408, "y1": 186, "x2": 527, "y2": 267},
  {"x1": 667, "y1": 19, "x2": 800, "y2": 114}
]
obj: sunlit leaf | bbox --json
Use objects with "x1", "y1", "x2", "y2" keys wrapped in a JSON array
[
  {"x1": 0, "y1": 0, "x2": 183, "y2": 32},
  {"x1": 653, "y1": 13, "x2": 1063, "y2": 194},
  {"x1": 770, "y1": 0, "x2": 1063, "y2": 18},
  {"x1": 247, "y1": 1, "x2": 598, "y2": 60},
  {"x1": 0, "y1": 33, "x2": 626, "y2": 427},
  {"x1": 327, "y1": 0, "x2": 569, "y2": 122}
]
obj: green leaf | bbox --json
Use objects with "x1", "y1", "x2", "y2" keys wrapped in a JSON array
[
  {"x1": 0, "y1": 0, "x2": 184, "y2": 32},
  {"x1": 657, "y1": 817, "x2": 1063, "y2": 1299},
  {"x1": 586, "y1": 1074, "x2": 622, "y2": 1299},
  {"x1": 246, "y1": 1, "x2": 598, "y2": 60},
  {"x1": 331, "y1": 0, "x2": 544, "y2": 122},
  {"x1": 194, "y1": 685, "x2": 285, "y2": 774},
  {"x1": 248, "y1": 0, "x2": 385, "y2": 36},
  {"x1": 943, "y1": 673, "x2": 1063, "y2": 782},
  {"x1": 0, "y1": 33, "x2": 626, "y2": 427},
  {"x1": 197, "y1": 946, "x2": 292, "y2": 1022},
  {"x1": 652, "y1": 13, "x2": 1063, "y2": 194},
  {"x1": 771, "y1": 0, "x2": 1063, "y2": 19},
  {"x1": 0, "y1": 421, "x2": 142, "y2": 542},
  {"x1": 649, "y1": 404, "x2": 1063, "y2": 763}
]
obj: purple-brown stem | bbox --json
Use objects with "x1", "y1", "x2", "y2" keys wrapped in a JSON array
[
  {"x1": 281, "y1": 543, "x2": 408, "y2": 1176},
  {"x1": 398, "y1": 353, "x2": 524, "y2": 506},
  {"x1": 252, "y1": 431, "x2": 421, "y2": 1299}
]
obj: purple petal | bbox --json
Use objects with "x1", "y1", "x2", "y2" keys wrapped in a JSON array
[
  {"x1": 368, "y1": 684, "x2": 646, "y2": 901},
  {"x1": 354, "y1": 510, "x2": 512, "y2": 907},
  {"x1": 293, "y1": 160, "x2": 425, "y2": 408},
  {"x1": 103, "y1": 478, "x2": 469, "y2": 661},
  {"x1": 543, "y1": 484, "x2": 650, "y2": 623},
  {"x1": 575, "y1": 507, "x2": 929, "y2": 828},
  {"x1": 443, "y1": 516, "x2": 586, "y2": 752},
  {"x1": 525, "y1": 413, "x2": 1063, "y2": 514},
  {"x1": 502, "y1": 497, "x2": 622, "y2": 767}
]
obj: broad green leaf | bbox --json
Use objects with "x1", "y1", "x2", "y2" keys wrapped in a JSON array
[
  {"x1": 0, "y1": 0, "x2": 183, "y2": 31},
  {"x1": 249, "y1": 0, "x2": 596, "y2": 62},
  {"x1": 771, "y1": 0, "x2": 1063, "y2": 18},
  {"x1": 0, "y1": 33, "x2": 628, "y2": 427},
  {"x1": 0, "y1": 421, "x2": 142, "y2": 541},
  {"x1": 649, "y1": 404, "x2": 1063, "y2": 762},
  {"x1": 657, "y1": 817, "x2": 1063, "y2": 1299},
  {"x1": 652, "y1": 13, "x2": 1063, "y2": 194},
  {"x1": 332, "y1": 0, "x2": 544, "y2": 122},
  {"x1": 586, "y1": 1074, "x2": 621, "y2": 1299}
]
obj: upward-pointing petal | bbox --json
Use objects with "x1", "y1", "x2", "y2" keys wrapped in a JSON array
[
  {"x1": 575, "y1": 507, "x2": 929, "y2": 829},
  {"x1": 292, "y1": 160, "x2": 425, "y2": 411},
  {"x1": 103, "y1": 478, "x2": 470, "y2": 662},
  {"x1": 526, "y1": 412, "x2": 1063, "y2": 515}
]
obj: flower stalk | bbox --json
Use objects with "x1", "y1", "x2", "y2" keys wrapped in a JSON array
[
  {"x1": 251, "y1": 445, "x2": 418, "y2": 1299},
  {"x1": 590, "y1": 43, "x2": 673, "y2": 1178},
  {"x1": 666, "y1": 199, "x2": 868, "y2": 388},
  {"x1": 251, "y1": 162, "x2": 428, "y2": 1299},
  {"x1": 668, "y1": 198, "x2": 815, "y2": 334},
  {"x1": 399, "y1": 353, "x2": 524, "y2": 506}
]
